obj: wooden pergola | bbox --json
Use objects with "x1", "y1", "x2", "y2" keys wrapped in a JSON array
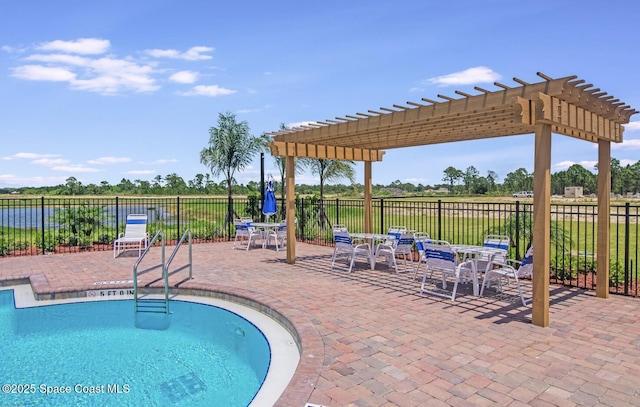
[{"x1": 267, "y1": 72, "x2": 638, "y2": 327}]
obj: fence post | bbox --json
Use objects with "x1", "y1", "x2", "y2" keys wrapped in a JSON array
[
  {"x1": 228, "y1": 196, "x2": 233, "y2": 241},
  {"x1": 40, "y1": 196, "x2": 45, "y2": 255},
  {"x1": 177, "y1": 196, "x2": 181, "y2": 242},
  {"x1": 300, "y1": 197, "x2": 305, "y2": 241},
  {"x1": 115, "y1": 196, "x2": 119, "y2": 237},
  {"x1": 624, "y1": 202, "x2": 630, "y2": 296},
  {"x1": 437, "y1": 200, "x2": 442, "y2": 241},
  {"x1": 379, "y1": 199, "x2": 384, "y2": 234},
  {"x1": 335, "y1": 198, "x2": 340, "y2": 226},
  {"x1": 515, "y1": 200, "x2": 520, "y2": 260}
]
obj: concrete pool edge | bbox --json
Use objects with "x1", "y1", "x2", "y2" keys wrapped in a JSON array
[{"x1": 0, "y1": 279, "x2": 324, "y2": 406}]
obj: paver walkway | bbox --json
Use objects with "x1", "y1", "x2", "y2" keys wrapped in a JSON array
[{"x1": 1, "y1": 242, "x2": 640, "y2": 406}]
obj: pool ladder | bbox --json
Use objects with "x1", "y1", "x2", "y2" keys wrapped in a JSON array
[{"x1": 133, "y1": 229, "x2": 192, "y2": 314}]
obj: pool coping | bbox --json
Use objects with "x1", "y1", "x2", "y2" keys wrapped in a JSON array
[{"x1": 0, "y1": 274, "x2": 324, "y2": 406}]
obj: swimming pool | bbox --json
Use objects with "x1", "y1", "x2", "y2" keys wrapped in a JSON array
[{"x1": 0, "y1": 286, "x2": 299, "y2": 406}]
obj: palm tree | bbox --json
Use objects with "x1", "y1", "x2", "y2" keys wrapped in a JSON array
[
  {"x1": 301, "y1": 158, "x2": 356, "y2": 229},
  {"x1": 200, "y1": 112, "x2": 263, "y2": 227}
]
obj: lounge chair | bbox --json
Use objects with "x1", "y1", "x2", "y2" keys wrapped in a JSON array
[{"x1": 113, "y1": 214, "x2": 149, "y2": 258}]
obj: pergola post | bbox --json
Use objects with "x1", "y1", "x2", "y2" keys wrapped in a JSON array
[
  {"x1": 532, "y1": 123, "x2": 551, "y2": 327},
  {"x1": 596, "y1": 140, "x2": 611, "y2": 298},
  {"x1": 285, "y1": 155, "x2": 296, "y2": 264},
  {"x1": 364, "y1": 161, "x2": 372, "y2": 233}
]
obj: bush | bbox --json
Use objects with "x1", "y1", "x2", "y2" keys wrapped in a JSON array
[{"x1": 0, "y1": 235, "x2": 10, "y2": 256}]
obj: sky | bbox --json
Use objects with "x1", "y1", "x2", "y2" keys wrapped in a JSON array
[{"x1": 1, "y1": 0, "x2": 639, "y2": 189}]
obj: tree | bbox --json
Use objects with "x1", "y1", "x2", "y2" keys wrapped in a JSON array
[
  {"x1": 300, "y1": 158, "x2": 356, "y2": 229},
  {"x1": 65, "y1": 177, "x2": 82, "y2": 195},
  {"x1": 463, "y1": 166, "x2": 479, "y2": 194},
  {"x1": 442, "y1": 166, "x2": 463, "y2": 194},
  {"x1": 503, "y1": 168, "x2": 533, "y2": 193},
  {"x1": 486, "y1": 170, "x2": 499, "y2": 192},
  {"x1": 200, "y1": 112, "x2": 263, "y2": 226}
]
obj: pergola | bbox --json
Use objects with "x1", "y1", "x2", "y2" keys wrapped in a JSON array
[{"x1": 267, "y1": 72, "x2": 638, "y2": 327}]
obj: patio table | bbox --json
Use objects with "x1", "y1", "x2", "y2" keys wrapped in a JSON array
[
  {"x1": 349, "y1": 232, "x2": 395, "y2": 270},
  {"x1": 251, "y1": 222, "x2": 282, "y2": 249},
  {"x1": 450, "y1": 244, "x2": 507, "y2": 296}
]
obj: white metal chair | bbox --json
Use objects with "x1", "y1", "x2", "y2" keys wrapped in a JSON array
[
  {"x1": 233, "y1": 219, "x2": 262, "y2": 250},
  {"x1": 480, "y1": 245, "x2": 533, "y2": 306},
  {"x1": 375, "y1": 232, "x2": 415, "y2": 273},
  {"x1": 475, "y1": 234, "x2": 511, "y2": 275},
  {"x1": 420, "y1": 240, "x2": 476, "y2": 301},
  {"x1": 331, "y1": 230, "x2": 372, "y2": 273},
  {"x1": 267, "y1": 220, "x2": 288, "y2": 251},
  {"x1": 413, "y1": 232, "x2": 431, "y2": 278},
  {"x1": 113, "y1": 214, "x2": 149, "y2": 258},
  {"x1": 374, "y1": 225, "x2": 407, "y2": 251}
]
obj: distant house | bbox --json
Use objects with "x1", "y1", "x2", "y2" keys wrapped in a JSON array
[
  {"x1": 564, "y1": 186, "x2": 583, "y2": 198},
  {"x1": 426, "y1": 188, "x2": 449, "y2": 194}
]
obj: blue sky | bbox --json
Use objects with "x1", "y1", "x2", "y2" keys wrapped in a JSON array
[{"x1": 1, "y1": 0, "x2": 639, "y2": 189}]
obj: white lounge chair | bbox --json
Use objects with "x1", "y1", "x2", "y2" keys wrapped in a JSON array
[{"x1": 113, "y1": 214, "x2": 149, "y2": 258}]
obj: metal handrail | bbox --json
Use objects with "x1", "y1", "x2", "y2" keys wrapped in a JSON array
[
  {"x1": 165, "y1": 229, "x2": 193, "y2": 290},
  {"x1": 133, "y1": 230, "x2": 165, "y2": 311}
]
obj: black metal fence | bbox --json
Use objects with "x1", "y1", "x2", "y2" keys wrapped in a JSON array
[{"x1": 1, "y1": 197, "x2": 638, "y2": 296}]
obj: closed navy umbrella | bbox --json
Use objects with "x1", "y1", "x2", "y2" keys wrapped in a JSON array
[{"x1": 262, "y1": 176, "x2": 277, "y2": 220}]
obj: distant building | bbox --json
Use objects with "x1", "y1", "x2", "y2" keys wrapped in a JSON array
[{"x1": 564, "y1": 186, "x2": 583, "y2": 198}]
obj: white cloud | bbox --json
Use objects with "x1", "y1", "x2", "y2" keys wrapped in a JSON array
[
  {"x1": 126, "y1": 170, "x2": 155, "y2": 175},
  {"x1": 25, "y1": 53, "x2": 89, "y2": 65},
  {"x1": 0, "y1": 174, "x2": 67, "y2": 187},
  {"x1": 12, "y1": 65, "x2": 76, "y2": 81},
  {"x1": 38, "y1": 38, "x2": 110, "y2": 55},
  {"x1": 9, "y1": 38, "x2": 219, "y2": 95},
  {"x1": 87, "y1": 157, "x2": 132, "y2": 165},
  {"x1": 145, "y1": 46, "x2": 213, "y2": 61},
  {"x1": 71, "y1": 57, "x2": 158, "y2": 94},
  {"x1": 620, "y1": 158, "x2": 638, "y2": 166},
  {"x1": 179, "y1": 85, "x2": 236, "y2": 97},
  {"x1": 286, "y1": 121, "x2": 314, "y2": 129},
  {"x1": 552, "y1": 160, "x2": 597, "y2": 172},
  {"x1": 169, "y1": 70, "x2": 199, "y2": 84},
  {"x1": 427, "y1": 66, "x2": 501, "y2": 87},
  {"x1": 51, "y1": 165, "x2": 101, "y2": 173},
  {"x1": 623, "y1": 121, "x2": 640, "y2": 132},
  {"x1": 612, "y1": 138, "x2": 640, "y2": 150},
  {"x1": 139, "y1": 159, "x2": 178, "y2": 165},
  {"x1": 2, "y1": 152, "x2": 61, "y2": 160},
  {"x1": 32, "y1": 158, "x2": 69, "y2": 166}
]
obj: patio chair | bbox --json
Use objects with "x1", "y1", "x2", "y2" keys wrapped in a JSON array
[
  {"x1": 374, "y1": 232, "x2": 415, "y2": 273},
  {"x1": 420, "y1": 240, "x2": 476, "y2": 302},
  {"x1": 480, "y1": 245, "x2": 533, "y2": 306},
  {"x1": 233, "y1": 219, "x2": 262, "y2": 250},
  {"x1": 475, "y1": 234, "x2": 511, "y2": 275},
  {"x1": 374, "y1": 225, "x2": 407, "y2": 251},
  {"x1": 413, "y1": 232, "x2": 431, "y2": 278},
  {"x1": 331, "y1": 230, "x2": 372, "y2": 273},
  {"x1": 113, "y1": 214, "x2": 149, "y2": 258},
  {"x1": 266, "y1": 220, "x2": 288, "y2": 251}
]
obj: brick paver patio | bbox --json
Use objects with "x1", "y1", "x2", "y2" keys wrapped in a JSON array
[{"x1": 1, "y1": 242, "x2": 640, "y2": 406}]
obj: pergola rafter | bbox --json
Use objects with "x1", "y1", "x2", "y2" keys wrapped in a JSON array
[{"x1": 267, "y1": 72, "x2": 638, "y2": 327}]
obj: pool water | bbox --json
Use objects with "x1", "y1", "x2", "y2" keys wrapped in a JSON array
[{"x1": 0, "y1": 290, "x2": 271, "y2": 406}]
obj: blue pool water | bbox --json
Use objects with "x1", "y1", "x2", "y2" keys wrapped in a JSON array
[{"x1": 0, "y1": 290, "x2": 270, "y2": 406}]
